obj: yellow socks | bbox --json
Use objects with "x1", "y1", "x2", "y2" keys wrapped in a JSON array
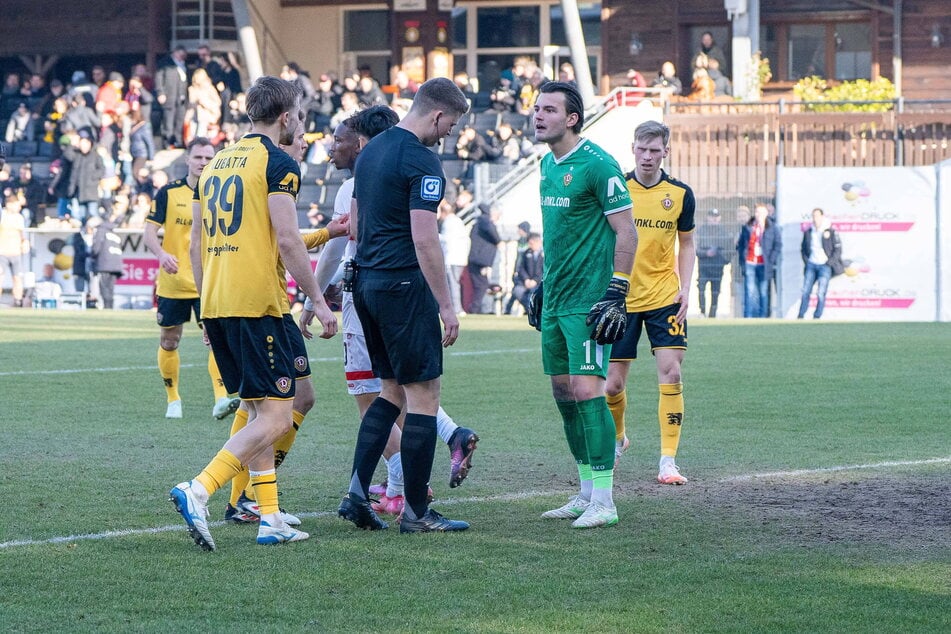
[
  {"x1": 249, "y1": 469, "x2": 279, "y2": 516},
  {"x1": 274, "y1": 410, "x2": 305, "y2": 469},
  {"x1": 606, "y1": 390, "x2": 627, "y2": 441},
  {"x1": 228, "y1": 409, "x2": 251, "y2": 506},
  {"x1": 659, "y1": 383, "x2": 684, "y2": 457},
  {"x1": 157, "y1": 346, "x2": 181, "y2": 403},
  {"x1": 208, "y1": 350, "x2": 228, "y2": 400},
  {"x1": 194, "y1": 449, "x2": 242, "y2": 496}
]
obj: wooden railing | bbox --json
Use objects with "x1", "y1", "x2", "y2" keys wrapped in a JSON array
[{"x1": 663, "y1": 103, "x2": 951, "y2": 196}]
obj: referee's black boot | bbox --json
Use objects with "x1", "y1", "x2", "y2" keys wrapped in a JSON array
[
  {"x1": 399, "y1": 508, "x2": 470, "y2": 534},
  {"x1": 338, "y1": 493, "x2": 388, "y2": 530}
]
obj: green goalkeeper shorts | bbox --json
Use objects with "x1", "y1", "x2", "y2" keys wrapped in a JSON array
[{"x1": 540, "y1": 311, "x2": 612, "y2": 377}]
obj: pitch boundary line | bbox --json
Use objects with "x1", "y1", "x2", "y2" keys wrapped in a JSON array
[
  {"x1": 0, "y1": 348, "x2": 537, "y2": 377},
  {"x1": 0, "y1": 490, "x2": 561, "y2": 550},
  {"x1": 3, "y1": 456, "x2": 949, "y2": 550},
  {"x1": 719, "y1": 456, "x2": 951, "y2": 482}
]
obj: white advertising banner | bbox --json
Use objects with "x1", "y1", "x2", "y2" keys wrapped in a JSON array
[
  {"x1": 939, "y1": 160, "x2": 951, "y2": 322},
  {"x1": 777, "y1": 166, "x2": 937, "y2": 321}
]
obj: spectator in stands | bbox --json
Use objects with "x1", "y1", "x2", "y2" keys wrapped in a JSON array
[
  {"x1": 466, "y1": 202, "x2": 502, "y2": 314},
  {"x1": 707, "y1": 58, "x2": 732, "y2": 97},
  {"x1": 439, "y1": 200, "x2": 470, "y2": 315},
  {"x1": 196, "y1": 44, "x2": 224, "y2": 88},
  {"x1": 489, "y1": 77, "x2": 517, "y2": 112},
  {"x1": 186, "y1": 67, "x2": 221, "y2": 141},
  {"x1": 70, "y1": 219, "x2": 91, "y2": 293},
  {"x1": 695, "y1": 209, "x2": 731, "y2": 318},
  {"x1": 96, "y1": 72, "x2": 124, "y2": 115},
  {"x1": 5, "y1": 102, "x2": 36, "y2": 143},
  {"x1": 694, "y1": 32, "x2": 728, "y2": 74},
  {"x1": 687, "y1": 67, "x2": 716, "y2": 102},
  {"x1": 124, "y1": 74, "x2": 154, "y2": 125},
  {"x1": 307, "y1": 73, "x2": 337, "y2": 134},
  {"x1": 90, "y1": 66, "x2": 107, "y2": 89},
  {"x1": 281, "y1": 62, "x2": 316, "y2": 107},
  {"x1": 64, "y1": 94, "x2": 100, "y2": 139},
  {"x1": 518, "y1": 68, "x2": 545, "y2": 115},
  {"x1": 68, "y1": 70, "x2": 95, "y2": 99},
  {"x1": 63, "y1": 129, "x2": 104, "y2": 225},
  {"x1": 507, "y1": 232, "x2": 543, "y2": 315},
  {"x1": 37, "y1": 78, "x2": 64, "y2": 120},
  {"x1": 651, "y1": 61, "x2": 683, "y2": 97},
  {"x1": 223, "y1": 92, "x2": 251, "y2": 142},
  {"x1": 357, "y1": 75, "x2": 387, "y2": 108},
  {"x1": 0, "y1": 193, "x2": 29, "y2": 306},
  {"x1": 131, "y1": 63, "x2": 154, "y2": 92},
  {"x1": 329, "y1": 91, "x2": 360, "y2": 130},
  {"x1": 47, "y1": 155, "x2": 72, "y2": 221},
  {"x1": 128, "y1": 108, "x2": 154, "y2": 187},
  {"x1": 626, "y1": 68, "x2": 648, "y2": 90},
  {"x1": 214, "y1": 53, "x2": 242, "y2": 124},
  {"x1": 453, "y1": 72, "x2": 478, "y2": 102},
  {"x1": 1, "y1": 72, "x2": 21, "y2": 119},
  {"x1": 455, "y1": 125, "x2": 497, "y2": 162},
  {"x1": 491, "y1": 121, "x2": 531, "y2": 164},
  {"x1": 155, "y1": 46, "x2": 189, "y2": 148},
  {"x1": 736, "y1": 202, "x2": 781, "y2": 318},
  {"x1": 390, "y1": 69, "x2": 418, "y2": 115},
  {"x1": 558, "y1": 62, "x2": 576, "y2": 84},
  {"x1": 10, "y1": 162, "x2": 48, "y2": 227}
]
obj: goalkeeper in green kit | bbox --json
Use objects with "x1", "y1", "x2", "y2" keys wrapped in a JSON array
[{"x1": 528, "y1": 81, "x2": 637, "y2": 529}]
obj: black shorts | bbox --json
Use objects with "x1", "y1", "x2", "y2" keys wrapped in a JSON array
[
  {"x1": 610, "y1": 303, "x2": 688, "y2": 361},
  {"x1": 353, "y1": 267, "x2": 442, "y2": 385},
  {"x1": 156, "y1": 296, "x2": 201, "y2": 328},
  {"x1": 203, "y1": 315, "x2": 296, "y2": 400},
  {"x1": 282, "y1": 313, "x2": 311, "y2": 380}
]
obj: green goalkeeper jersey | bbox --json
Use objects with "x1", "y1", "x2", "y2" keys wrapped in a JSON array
[{"x1": 539, "y1": 138, "x2": 632, "y2": 315}]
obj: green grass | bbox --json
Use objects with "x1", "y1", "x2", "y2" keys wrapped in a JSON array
[{"x1": 0, "y1": 311, "x2": 949, "y2": 633}]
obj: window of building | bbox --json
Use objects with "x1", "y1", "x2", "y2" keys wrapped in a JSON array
[
  {"x1": 342, "y1": 9, "x2": 390, "y2": 84},
  {"x1": 549, "y1": 2, "x2": 602, "y2": 46},
  {"x1": 761, "y1": 21, "x2": 872, "y2": 83},
  {"x1": 476, "y1": 6, "x2": 540, "y2": 49}
]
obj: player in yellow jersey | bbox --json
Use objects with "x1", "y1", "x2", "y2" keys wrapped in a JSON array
[
  {"x1": 144, "y1": 137, "x2": 240, "y2": 420},
  {"x1": 169, "y1": 76, "x2": 337, "y2": 550},
  {"x1": 223, "y1": 124, "x2": 350, "y2": 526},
  {"x1": 605, "y1": 121, "x2": 696, "y2": 485}
]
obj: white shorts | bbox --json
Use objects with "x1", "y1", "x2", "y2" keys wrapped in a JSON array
[{"x1": 342, "y1": 291, "x2": 381, "y2": 395}]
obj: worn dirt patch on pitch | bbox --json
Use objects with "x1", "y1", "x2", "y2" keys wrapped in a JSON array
[{"x1": 689, "y1": 471, "x2": 951, "y2": 551}]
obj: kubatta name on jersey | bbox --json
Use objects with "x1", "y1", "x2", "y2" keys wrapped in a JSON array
[{"x1": 213, "y1": 156, "x2": 248, "y2": 169}]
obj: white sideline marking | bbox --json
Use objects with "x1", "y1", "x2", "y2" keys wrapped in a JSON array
[
  {"x1": 4, "y1": 457, "x2": 949, "y2": 549},
  {"x1": 720, "y1": 456, "x2": 951, "y2": 482},
  {"x1": 0, "y1": 490, "x2": 561, "y2": 550},
  {"x1": 0, "y1": 349, "x2": 535, "y2": 377}
]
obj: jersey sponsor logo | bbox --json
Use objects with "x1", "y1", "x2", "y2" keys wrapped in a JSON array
[
  {"x1": 276, "y1": 172, "x2": 299, "y2": 195},
  {"x1": 607, "y1": 175, "x2": 628, "y2": 205},
  {"x1": 662, "y1": 194, "x2": 674, "y2": 209},
  {"x1": 421, "y1": 176, "x2": 442, "y2": 201},
  {"x1": 541, "y1": 195, "x2": 571, "y2": 207},
  {"x1": 634, "y1": 218, "x2": 675, "y2": 230},
  {"x1": 276, "y1": 376, "x2": 292, "y2": 394}
]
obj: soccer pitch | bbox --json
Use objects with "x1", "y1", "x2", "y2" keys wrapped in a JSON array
[{"x1": 0, "y1": 311, "x2": 948, "y2": 633}]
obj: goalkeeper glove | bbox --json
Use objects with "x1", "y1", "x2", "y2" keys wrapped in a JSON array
[
  {"x1": 586, "y1": 276, "x2": 629, "y2": 345},
  {"x1": 526, "y1": 281, "x2": 543, "y2": 331}
]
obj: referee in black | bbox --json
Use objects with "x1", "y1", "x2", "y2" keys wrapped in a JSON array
[{"x1": 337, "y1": 77, "x2": 471, "y2": 533}]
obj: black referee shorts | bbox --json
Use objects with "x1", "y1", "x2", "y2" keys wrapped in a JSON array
[{"x1": 353, "y1": 267, "x2": 443, "y2": 385}]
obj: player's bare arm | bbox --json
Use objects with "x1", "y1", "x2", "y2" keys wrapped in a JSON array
[
  {"x1": 189, "y1": 200, "x2": 203, "y2": 293},
  {"x1": 411, "y1": 208, "x2": 458, "y2": 347},
  {"x1": 270, "y1": 193, "x2": 338, "y2": 339},
  {"x1": 607, "y1": 209, "x2": 637, "y2": 275},
  {"x1": 675, "y1": 230, "x2": 696, "y2": 324},
  {"x1": 144, "y1": 222, "x2": 179, "y2": 274}
]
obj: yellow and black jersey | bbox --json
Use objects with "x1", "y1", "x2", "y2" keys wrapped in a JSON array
[
  {"x1": 147, "y1": 178, "x2": 198, "y2": 298},
  {"x1": 194, "y1": 133, "x2": 301, "y2": 318},
  {"x1": 625, "y1": 169, "x2": 695, "y2": 312}
]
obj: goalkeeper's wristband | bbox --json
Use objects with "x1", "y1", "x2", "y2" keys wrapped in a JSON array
[{"x1": 604, "y1": 276, "x2": 630, "y2": 301}]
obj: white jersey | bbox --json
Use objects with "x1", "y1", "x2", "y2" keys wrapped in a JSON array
[{"x1": 333, "y1": 178, "x2": 357, "y2": 261}]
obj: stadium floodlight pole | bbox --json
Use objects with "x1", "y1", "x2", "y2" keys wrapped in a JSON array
[
  {"x1": 560, "y1": 0, "x2": 597, "y2": 110},
  {"x1": 231, "y1": 0, "x2": 264, "y2": 82}
]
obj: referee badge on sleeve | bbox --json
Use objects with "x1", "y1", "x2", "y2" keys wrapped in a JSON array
[{"x1": 421, "y1": 176, "x2": 442, "y2": 201}]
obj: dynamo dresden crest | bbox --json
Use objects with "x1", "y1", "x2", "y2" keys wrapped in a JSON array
[
  {"x1": 295, "y1": 356, "x2": 308, "y2": 373},
  {"x1": 276, "y1": 377, "x2": 292, "y2": 394},
  {"x1": 662, "y1": 194, "x2": 674, "y2": 209},
  {"x1": 563, "y1": 173, "x2": 573, "y2": 187}
]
